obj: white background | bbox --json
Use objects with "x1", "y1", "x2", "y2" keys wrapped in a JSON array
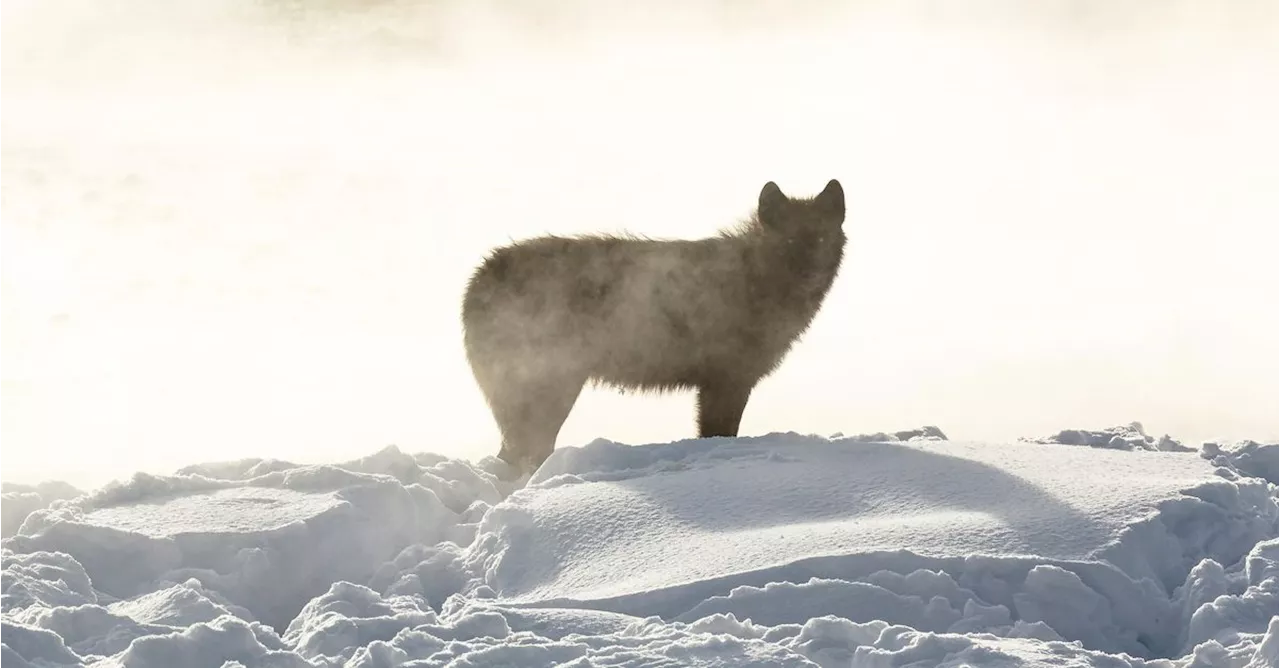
[{"x1": 2, "y1": 0, "x2": 1276, "y2": 487}]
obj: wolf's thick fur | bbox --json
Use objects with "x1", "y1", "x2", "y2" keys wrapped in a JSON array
[{"x1": 462, "y1": 180, "x2": 847, "y2": 473}]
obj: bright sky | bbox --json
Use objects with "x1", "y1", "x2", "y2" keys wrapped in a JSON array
[{"x1": 2, "y1": 1, "x2": 1277, "y2": 489}]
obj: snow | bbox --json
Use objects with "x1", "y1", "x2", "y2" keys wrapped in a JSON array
[
  {"x1": 3, "y1": 482, "x2": 85, "y2": 539},
  {"x1": 2, "y1": 426, "x2": 1276, "y2": 667},
  {"x1": 1021, "y1": 421, "x2": 1194, "y2": 453},
  {"x1": 1202, "y1": 442, "x2": 1280, "y2": 486}
]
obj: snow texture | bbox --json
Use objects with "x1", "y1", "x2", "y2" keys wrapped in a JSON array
[{"x1": 2, "y1": 426, "x2": 1276, "y2": 667}]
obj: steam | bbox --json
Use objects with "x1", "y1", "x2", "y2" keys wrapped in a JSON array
[{"x1": 2, "y1": 0, "x2": 1276, "y2": 486}]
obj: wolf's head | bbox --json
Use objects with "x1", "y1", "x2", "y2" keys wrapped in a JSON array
[{"x1": 755, "y1": 179, "x2": 847, "y2": 282}]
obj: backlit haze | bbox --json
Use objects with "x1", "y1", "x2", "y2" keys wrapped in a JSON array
[{"x1": 2, "y1": 0, "x2": 1276, "y2": 488}]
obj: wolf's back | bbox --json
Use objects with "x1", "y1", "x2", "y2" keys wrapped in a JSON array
[{"x1": 462, "y1": 237, "x2": 623, "y2": 360}]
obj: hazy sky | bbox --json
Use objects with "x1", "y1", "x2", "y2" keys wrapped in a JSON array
[{"x1": 3, "y1": 0, "x2": 1277, "y2": 488}]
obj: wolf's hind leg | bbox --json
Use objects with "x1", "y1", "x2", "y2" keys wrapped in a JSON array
[
  {"x1": 521, "y1": 373, "x2": 586, "y2": 472},
  {"x1": 491, "y1": 370, "x2": 585, "y2": 474},
  {"x1": 696, "y1": 380, "x2": 753, "y2": 438}
]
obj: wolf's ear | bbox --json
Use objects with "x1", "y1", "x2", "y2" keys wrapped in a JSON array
[
  {"x1": 815, "y1": 179, "x2": 845, "y2": 221},
  {"x1": 758, "y1": 181, "x2": 786, "y2": 223}
]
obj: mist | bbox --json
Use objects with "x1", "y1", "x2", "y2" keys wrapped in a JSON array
[{"x1": 2, "y1": 0, "x2": 1276, "y2": 488}]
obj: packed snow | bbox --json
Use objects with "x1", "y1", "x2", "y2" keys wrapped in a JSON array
[{"x1": 2, "y1": 426, "x2": 1276, "y2": 667}]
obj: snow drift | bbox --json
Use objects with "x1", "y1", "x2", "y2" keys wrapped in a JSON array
[{"x1": 2, "y1": 427, "x2": 1276, "y2": 667}]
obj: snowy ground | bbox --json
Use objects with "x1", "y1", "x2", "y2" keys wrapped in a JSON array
[{"x1": 2, "y1": 424, "x2": 1276, "y2": 667}]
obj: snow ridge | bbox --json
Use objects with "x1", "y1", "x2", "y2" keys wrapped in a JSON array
[{"x1": 2, "y1": 426, "x2": 1276, "y2": 667}]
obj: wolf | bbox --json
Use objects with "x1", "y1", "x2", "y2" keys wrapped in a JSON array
[{"x1": 461, "y1": 179, "x2": 847, "y2": 474}]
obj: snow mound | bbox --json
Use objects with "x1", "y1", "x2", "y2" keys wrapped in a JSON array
[
  {"x1": 2, "y1": 481, "x2": 84, "y2": 539},
  {"x1": 831, "y1": 425, "x2": 949, "y2": 442},
  {"x1": 449, "y1": 434, "x2": 1274, "y2": 659},
  {"x1": 2, "y1": 430, "x2": 1276, "y2": 666},
  {"x1": 3, "y1": 447, "x2": 501, "y2": 630},
  {"x1": 1202, "y1": 440, "x2": 1280, "y2": 486},
  {"x1": 1022, "y1": 421, "x2": 1194, "y2": 453},
  {"x1": 107, "y1": 579, "x2": 254, "y2": 627}
]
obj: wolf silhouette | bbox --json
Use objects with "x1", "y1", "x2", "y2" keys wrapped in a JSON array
[{"x1": 462, "y1": 179, "x2": 847, "y2": 473}]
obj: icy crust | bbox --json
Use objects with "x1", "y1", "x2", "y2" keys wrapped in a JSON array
[{"x1": 1, "y1": 432, "x2": 1276, "y2": 667}]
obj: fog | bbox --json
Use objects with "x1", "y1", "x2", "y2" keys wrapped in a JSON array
[{"x1": 2, "y1": 0, "x2": 1276, "y2": 488}]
